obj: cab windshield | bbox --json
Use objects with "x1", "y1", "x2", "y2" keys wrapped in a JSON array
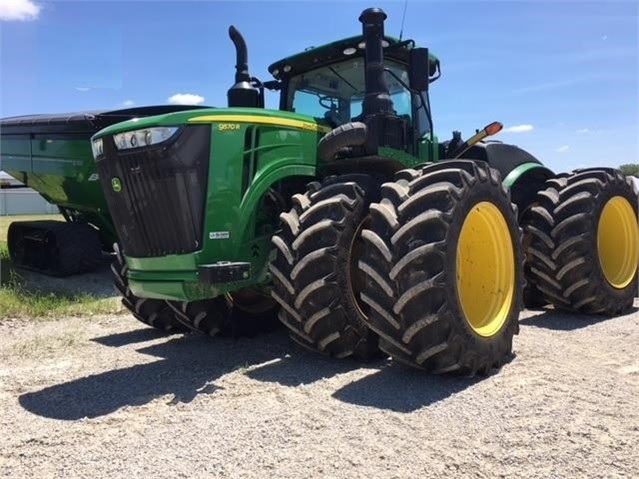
[{"x1": 286, "y1": 58, "x2": 413, "y2": 127}]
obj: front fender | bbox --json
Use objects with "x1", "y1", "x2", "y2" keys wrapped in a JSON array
[{"x1": 237, "y1": 163, "x2": 316, "y2": 243}]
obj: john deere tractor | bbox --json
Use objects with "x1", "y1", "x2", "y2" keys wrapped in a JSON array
[{"x1": 91, "y1": 8, "x2": 638, "y2": 376}]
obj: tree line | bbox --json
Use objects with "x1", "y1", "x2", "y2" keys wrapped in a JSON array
[{"x1": 619, "y1": 164, "x2": 639, "y2": 177}]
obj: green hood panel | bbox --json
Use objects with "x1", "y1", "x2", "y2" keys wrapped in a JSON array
[{"x1": 92, "y1": 107, "x2": 330, "y2": 138}]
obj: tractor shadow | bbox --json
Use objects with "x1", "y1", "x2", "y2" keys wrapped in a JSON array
[
  {"x1": 331, "y1": 365, "x2": 485, "y2": 413},
  {"x1": 245, "y1": 347, "x2": 372, "y2": 387},
  {"x1": 246, "y1": 349, "x2": 509, "y2": 412},
  {"x1": 18, "y1": 329, "x2": 290, "y2": 421},
  {"x1": 520, "y1": 306, "x2": 639, "y2": 331},
  {"x1": 20, "y1": 327, "x2": 513, "y2": 419},
  {"x1": 91, "y1": 327, "x2": 171, "y2": 348}
]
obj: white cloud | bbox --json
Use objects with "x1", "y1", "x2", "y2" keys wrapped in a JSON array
[
  {"x1": 575, "y1": 128, "x2": 589, "y2": 134},
  {"x1": 75, "y1": 86, "x2": 91, "y2": 92},
  {"x1": 602, "y1": 35, "x2": 608, "y2": 41},
  {"x1": 557, "y1": 145, "x2": 570, "y2": 153},
  {"x1": 121, "y1": 100, "x2": 135, "y2": 107},
  {"x1": 0, "y1": 0, "x2": 40, "y2": 21},
  {"x1": 504, "y1": 124, "x2": 534, "y2": 133},
  {"x1": 167, "y1": 93, "x2": 205, "y2": 105}
]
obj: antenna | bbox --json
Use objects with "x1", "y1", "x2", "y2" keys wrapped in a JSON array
[{"x1": 399, "y1": 0, "x2": 408, "y2": 41}]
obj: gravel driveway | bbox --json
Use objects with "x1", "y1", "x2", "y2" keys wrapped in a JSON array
[{"x1": 1, "y1": 302, "x2": 637, "y2": 478}]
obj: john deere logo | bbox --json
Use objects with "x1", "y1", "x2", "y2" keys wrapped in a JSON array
[{"x1": 111, "y1": 177, "x2": 122, "y2": 192}]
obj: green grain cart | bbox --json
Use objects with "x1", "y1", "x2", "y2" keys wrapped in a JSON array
[
  {"x1": 0, "y1": 106, "x2": 209, "y2": 328},
  {"x1": 91, "y1": 8, "x2": 639, "y2": 375}
]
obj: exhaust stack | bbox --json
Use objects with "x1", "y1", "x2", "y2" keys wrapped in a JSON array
[
  {"x1": 227, "y1": 26, "x2": 261, "y2": 108},
  {"x1": 317, "y1": 7, "x2": 412, "y2": 161}
]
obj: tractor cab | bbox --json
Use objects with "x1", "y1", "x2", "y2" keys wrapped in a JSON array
[
  {"x1": 268, "y1": 34, "x2": 440, "y2": 162},
  {"x1": 269, "y1": 36, "x2": 440, "y2": 137},
  {"x1": 225, "y1": 10, "x2": 441, "y2": 163}
]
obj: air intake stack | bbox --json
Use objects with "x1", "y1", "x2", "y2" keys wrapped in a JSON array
[{"x1": 227, "y1": 26, "x2": 261, "y2": 108}]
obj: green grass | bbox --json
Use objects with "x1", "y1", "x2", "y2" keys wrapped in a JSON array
[{"x1": 0, "y1": 236, "x2": 122, "y2": 320}]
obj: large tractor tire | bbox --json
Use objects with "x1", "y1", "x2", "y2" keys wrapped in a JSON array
[
  {"x1": 269, "y1": 175, "x2": 381, "y2": 360},
  {"x1": 523, "y1": 168, "x2": 638, "y2": 315},
  {"x1": 167, "y1": 297, "x2": 230, "y2": 336},
  {"x1": 512, "y1": 174, "x2": 559, "y2": 309},
  {"x1": 166, "y1": 289, "x2": 280, "y2": 338},
  {"x1": 111, "y1": 248, "x2": 187, "y2": 333},
  {"x1": 359, "y1": 160, "x2": 524, "y2": 376}
]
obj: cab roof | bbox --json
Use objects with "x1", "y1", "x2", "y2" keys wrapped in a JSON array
[{"x1": 268, "y1": 35, "x2": 439, "y2": 80}]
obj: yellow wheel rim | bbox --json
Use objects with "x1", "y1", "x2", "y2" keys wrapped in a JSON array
[
  {"x1": 597, "y1": 196, "x2": 639, "y2": 289},
  {"x1": 456, "y1": 201, "x2": 515, "y2": 337}
]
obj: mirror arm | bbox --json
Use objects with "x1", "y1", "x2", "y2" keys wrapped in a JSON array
[
  {"x1": 263, "y1": 80, "x2": 281, "y2": 91},
  {"x1": 428, "y1": 60, "x2": 441, "y2": 84},
  {"x1": 382, "y1": 67, "x2": 434, "y2": 158}
]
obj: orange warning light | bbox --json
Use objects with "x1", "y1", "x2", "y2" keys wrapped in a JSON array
[{"x1": 485, "y1": 122, "x2": 503, "y2": 136}]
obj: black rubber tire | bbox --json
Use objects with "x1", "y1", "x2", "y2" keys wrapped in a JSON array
[
  {"x1": 111, "y1": 251, "x2": 188, "y2": 333},
  {"x1": 318, "y1": 122, "x2": 368, "y2": 162},
  {"x1": 269, "y1": 175, "x2": 381, "y2": 360},
  {"x1": 359, "y1": 160, "x2": 524, "y2": 376},
  {"x1": 523, "y1": 168, "x2": 638, "y2": 315},
  {"x1": 513, "y1": 174, "x2": 561, "y2": 310},
  {"x1": 166, "y1": 290, "x2": 281, "y2": 338},
  {"x1": 166, "y1": 298, "x2": 230, "y2": 336}
]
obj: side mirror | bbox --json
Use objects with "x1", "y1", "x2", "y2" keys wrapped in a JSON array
[{"x1": 409, "y1": 47, "x2": 430, "y2": 91}]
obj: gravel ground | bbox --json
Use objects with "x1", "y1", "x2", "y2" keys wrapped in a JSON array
[{"x1": 0, "y1": 301, "x2": 638, "y2": 478}]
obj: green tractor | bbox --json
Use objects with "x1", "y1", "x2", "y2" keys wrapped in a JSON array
[{"x1": 91, "y1": 8, "x2": 638, "y2": 376}]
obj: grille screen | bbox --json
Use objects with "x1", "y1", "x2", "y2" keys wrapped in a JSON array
[{"x1": 96, "y1": 125, "x2": 210, "y2": 257}]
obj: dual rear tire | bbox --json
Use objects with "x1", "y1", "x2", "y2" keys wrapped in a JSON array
[
  {"x1": 271, "y1": 161, "x2": 524, "y2": 375},
  {"x1": 523, "y1": 168, "x2": 638, "y2": 315},
  {"x1": 359, "y1": 161, "x2": 523, "y2": 375}
]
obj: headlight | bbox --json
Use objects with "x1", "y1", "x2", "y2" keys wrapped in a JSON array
[
  {"x1": 112, "y1": 127, "x2": 180, "y2": 151},
  {"x1": 91, "y1": 138, "x2": 103, "y2": 158}
]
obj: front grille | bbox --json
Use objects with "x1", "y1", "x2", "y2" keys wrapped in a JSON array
[{"x1": 96, "y1": 125, "x2": 210, "y2": 257}]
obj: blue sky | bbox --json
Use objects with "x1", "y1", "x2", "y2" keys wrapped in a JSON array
[{"x1": 1, "y1": 0, "x2": 637, "y2": 172}]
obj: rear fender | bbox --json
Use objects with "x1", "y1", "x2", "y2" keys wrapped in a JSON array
[{"x1": 504, "y1": 162, "x2": 555, "y2": 218}]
